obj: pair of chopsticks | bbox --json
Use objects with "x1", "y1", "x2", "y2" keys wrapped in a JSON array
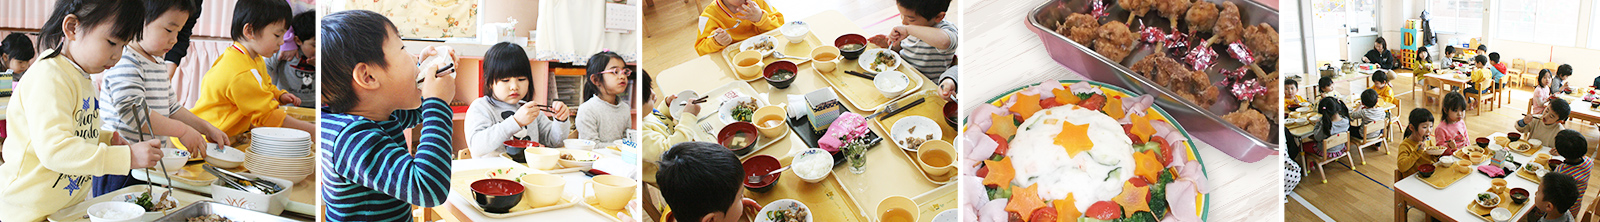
[
  {"x1": 517, "y1": 100, "x2": 558, "y2": 113},
  {"x1": 844, "y1": 70, "x2": 876, "y2": 80}
]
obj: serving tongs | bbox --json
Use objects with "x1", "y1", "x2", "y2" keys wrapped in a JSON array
[
  {"x1": 202, "y1": 164, "x2": 284, "y2": 194},
  {"x1": 123, "y1": 98, "x2": 173, "y2": 215}
]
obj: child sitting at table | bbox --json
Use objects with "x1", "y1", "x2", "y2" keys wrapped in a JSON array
[
  {"x1": 1534, "y1": 69, "x2": 1554, "y2": 116},
  {"x1": 319, "y1": 10, "x2": 458, "y2": 221},
  {"x1": 1397, "y1": 108, "x2": 1436, "y2": 176},
  {"x1": 190, "y1": 0, "x2": 314, "y2": 139},
  {"x1": 1518, "y1": 97, "x2": 1570, "y2": 145},
  {"x1": 0, "y1": 33, "x2": 33, "y2": 77},
  {"x1": 693, "y1": 0, "x2": 785, "y2": 56},
  {"x1": 465, "y1": 42, "x2": 572, "y2": 158},
  {"x1": 657, "y1": 141, "x2": 753, "y2": 222},
  {"x1": 1311, "y1": 97, "x2": 1351, "y2": 155},
  {"x1": 1316, "y1": 75, "x2": 1334, "y2": 101},
  {"x1": 1435, "y1": 92, "x2": 1470, "y2": 149},
  {"x1": 577, "y1": 51, "x2": 634, "y2": 142},
  {"x1": 1285, "y1": 79, "x2": 1307, "y2": 109},
  {"x1": 1555, "y1": 64, "x2": 1574, "y2": 95},
  {"x1": 1489, "y1": 52, "x2": 1507, "y2": 90},
  {"x1": 1370, "y1": 70, "x2": 1397, "y2": 106},
  {"x1": 1551, "y1": 129, "x2": 1592, "y2": 217},
  {"x1": 885, "y1": 0, "x2": 957, "y2": 79},
  {"x1": 1532, "y1": 173, "x2": 1581, "y2": 222},
  {"x1": 1413, "y1": 46, "x2": 1433, "y2": 76},
  {"x1": 1466, "y1": 55, "x2": 1492, "y2": 97},
  {"x1": 1350, "y1": 89, "x2": 1387, "y2": 140}
]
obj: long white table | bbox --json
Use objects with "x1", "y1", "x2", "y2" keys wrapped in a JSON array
[{"x1": 1394, "y1": 132, "x2": 1551, "y2": 222}]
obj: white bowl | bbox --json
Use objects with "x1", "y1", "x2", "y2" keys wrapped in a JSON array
[
  {"x1": 874, "y1": 70, "x2": 910, "y2": 99},
  {"x1": 754, "y1": 199, "x2": 812, "y2": 222},
  {"x1": 87, "y1": 201, "x2": 144, "y2": 222},
  {"x1": 205, "y1": 144, "x2": 245, "y2": 169},
  {"x1": 857, "y1": 49, "x2": 902, "y2": 73},
  {"x1": 1491, "y1": 208, "x2": 1512, "y2": 222},
  {"x1": 559, "y1": 149, "x2": 602, "y2": 170},
  {"x1": 669, "y1": 90, "x2": 699, "y2": 119},
  {"x1": 209, "y1": 172, "x2": 292, "y2": 215},
  {"x1": 890, "y1": 116, "x2": 942, "y2": 151},
  {"x1": 154, "y1": 148, "x2": 191, "y2": 173},
  {"x1": 718, "y1": 95, "x2": 762, "y2": 124},
  {"x1": 1476, "y1": 191, "x2": 1500, "y2": 208},
  {"x1": 1436, "y1": 156, "x2": 1459, "y2": 166},
  {"x1": 792, "y1": 148, "x2": 833, "y2": 183},
  {"x1": 932, "y1": 209, "x2": 958, "y2": 222},
  {"x1": 739, "y1": 35, "x2": 776, "y2": 55},
  {"x1": 780, "y1": 21, "x2": 809, "y2": 44},
  {"x1": 564, "y1": 139, "x2": 597, "y2": 150}
]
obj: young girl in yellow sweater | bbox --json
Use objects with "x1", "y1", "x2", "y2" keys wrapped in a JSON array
[
  {"x1": 693, "y1": 0, "x2": 785, "y2": 55},
  {"x1": 0, "y1": 1, "x2": 164, "y2": 220},
  {"x1": 190, "y1": 0, "x2": 313, "y2": 139},
  {"x1": 1397, "y1": 108, "x2": 1439, "y2": 177}
]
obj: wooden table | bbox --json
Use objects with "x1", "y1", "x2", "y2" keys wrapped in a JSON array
[
  {"x1": 654, "y1": 10, "x2": 956, "y2": 222},
  {"x1": 958, "y1": 0, "x2": 1283, "y2": 220},
  {"x1": 1394, "y1": 132, "x2": 1550, "y2": 222},
  {"x1": 1424, "y1": 72, "x2": 1471, "y2": 111}
]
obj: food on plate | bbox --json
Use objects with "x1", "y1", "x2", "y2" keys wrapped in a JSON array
[
  {"x1": 1524, "y1": 163, "x2": 1543, "y2": 172},
  {"x1": 1244, "y1": 23, "x2": 1280, "y2": 66},
  {"x1": 731, "y1": 101, "x2": 757, "y2": 122},
  {"x1": 1477, "y1": 192, "x2": 1499, "y2": 207},
  {"x1": 968, "y1": 81, "x2": 1206, "y2": 222},
  {"x1": 1055, "y1": 13, "x2": 1099, "y2": 44},
  {"x1": 900, "y1": 131, "x2": 934, "y2": 150},
  {"x1": 1118, "y1": 0, "x2": 1151, "y2": 23},
  {"x1": 1221, "y1": 106, "x2": 1272, "y2": 140},
  {"x1": 869, "y1": 51, "x2": 899, "y2": 73},
  {"x1": 133, "y1": 191, "x2": 176, "y2": 212},
  {"x1": 1185, "y1": 1, "x2": 1219, "y2": 33},
  {"x1": 1129, "y1": 53, "x2": 1218, "y2": 107},
  {"x1": 187, "y1": 215, "x2": 236, "y2": 222},
  {"x1": 743, "y1": 36, "x2": 775, "y2": 52},
  {"x1": 765, "y1": 202, "x2": 810, "y2": 222},
  {"x1": 1207, "y1": 2, "x2": 1243, "y2": 45},
  {"x1": 1094, "y1": 21, "x2": 1136, "y2": 62},
  {"x1": 1153, "y1": 0, "x2": 1190, "y2": 27}
]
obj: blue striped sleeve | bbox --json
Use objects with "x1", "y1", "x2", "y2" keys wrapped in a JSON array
[{"x1": 328, "y1": 98, "x2": 455, "y2": 207}]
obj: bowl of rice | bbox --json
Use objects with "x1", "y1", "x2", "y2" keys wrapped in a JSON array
[{"x1": 792, "y1": 148, "x2": 833, "y2": 183}]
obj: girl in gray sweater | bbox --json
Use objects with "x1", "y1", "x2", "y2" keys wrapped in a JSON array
[
  {"x1": 577, "y1": 51, "x2": 633, "y2": 142},
  {"x1": 465, "y1": 43, "x2": 572, "y2": 158}
]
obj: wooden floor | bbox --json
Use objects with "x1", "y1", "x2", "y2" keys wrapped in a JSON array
[
  {"x1": 640, "y1": 0, "x2": 959, "y2": 75},
  {"x1": 1286, "y1": 72, "x2": 1600, "y2": 221}
]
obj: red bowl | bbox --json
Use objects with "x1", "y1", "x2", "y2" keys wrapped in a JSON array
[
  {"x1": 504, "y1": 139, "x2": 541, "y2": 148},
  {"x1": 762, "y1": 61, "x2": 798, "y2": 89},
  {"x1": 1417, "y1": 165, "x2": 1436, "y2": 178},
  {"x1": 1475, "y1": 137, "x2": 1491, "y2": 148},
  {"x1": 742, "y1": 155, "x2": 781, "y2": 192},
  {"x1": 834, "y1": 34, "x2": 868, "y2": 60},
  {"x1": 1507, "y1": 132, "x2": 1523, "y2": 142},
  {"x1": 1510, "y1": 188, "x2": 1530, "y2": 204},
  {"x1": 718, "y1": 122, "x2": 760, "y2": 156},
  {"x1": 470, "y1": 178, "x2": 525, "y2": 213}
]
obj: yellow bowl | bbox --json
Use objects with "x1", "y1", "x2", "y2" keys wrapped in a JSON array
[
  {"x1": 916, "y1": 140, "x2": 955, "y2": 177},
  {"x1": 811, "y1": 45, "x2": 841, "y2": 72},
  {"x1": 877, "y1": 195, "x2": 918, "y2": 222},
  {"x1": 733, "y1": 51, "x2": 764, "y2": 79},
  {"x1": 753, "y1": 106, "x2": 787, "y2": 138}
]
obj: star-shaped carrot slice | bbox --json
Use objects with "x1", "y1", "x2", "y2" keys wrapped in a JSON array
[
  {"x1": 1134, "y1": 150, "x2": 1165, "y2": 183},
  {"x1": 1055, "y1": 121, "x2": 1094, "y2": 157},
  {"x1": 1006, "y1": 184, "x2": 1047, "y2": 220},
  {"x1": 1129, "y1": 113, "x2": 1156, "y2": 146},
  {"x1": 987, "y1": 113, "x2": 1019, "y2": 140},
  {"x1": 1010, "y1": 93, "x2": 1044, "y2": 120},
  {"x1": 1055, "y1": 195, "x2": 1081, "y2": 222},
  {"x1": 1114, "y1": 180, "x2": 1152, "y2": 217},
  {"x1": 1103, "y1": 95, "x2": 1126, "y2": 119},
  {"x1": 1053, "y1": 88, "x2": 1081, "y2": 105},
  {"x1": 982, "y1": 157, "x2": 1016, "y2": 187}
]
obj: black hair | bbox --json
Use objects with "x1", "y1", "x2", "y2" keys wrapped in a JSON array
[
  {"x1": 896, "y1": 0, "x2": 951, "y2": 20},
  {"x1": 1286, "y1": 78, "x2": 1298, "y2": 87},
  {"x1": 1473, "y1": 55, "x2": 1487, "y2": 65},
  {"x1": 320, "y1": 10, "x2": 398, "y2": 114},
  {"x1": 657, "y1": 141, "x2": 744, "y2": 222},
  {"x1": 291, "y1": 10, "x2": 316, "y2": 42},
  {"x1": 1488, "y1": 52, "x2": 1500, "y2": 63},
  {"x1": 1416, "y1": 46, "x2": 1430, "y2": 61},
  {"x1": 583, "y1": 51, "x2": 628, "y2": 100},
  {"x1": 1, "y1": 33, "x2": 33, "y2": 62},
  {"x1": 1550, "y1": 97, "x2": 1571, "y2": 121},
  {"x1": 1371, "y1": 70, "x2": 1390, "y2": 83},
  {"x1": 1539, "y1": 68, "x2": 1552, "y2": 87},
  {"x1": 1374, "y1": 37, "x2": 1387, "y2": 48},
  {"x1": 1317, "y1": 96, "x2": 1348, "y2": 135},
  {"x1": 1360, "y1": 89, "x2": 1378, "y2": 108},
  {"x1": 1542, "y1": 173, "x2": 1580, "y2": 213},
  {"x1": 230, "y1": 0, "x2": 292, "y2": 42},
  {"x1": 142, "y1": 0, "x2": 197, "y2": 24},
  {"x1": 1558, "y1": 64, "x2": 1573, "y2": 77},
  {"x1": 1318, "y1": 76, "x2": 1333, "y2": 92},
  {"x1": 1445, "y1": 45, "x2": 1456, "y2": 55},
  {"x1": 1554, "y1": 129, "x2": 1588, "y2": 165},
  {"x1": 482, "y1": 42, "x2": 533, "y2": 100},
  {"x1": 641, "y1": 70, "x2": 653, "y2": 103},
  {"x1": 37, "y1": 0, "x2": 146, "y2": 59},
  {"x1": 1477, "y1": 44, "x2": 1487, "y2": 52},
  {"x1": 1404, "y1": 108, "x2": 1434, "y2": 138},
  {"x1": 1442, "y1": 92, "x2": 1467, "y2": 119}
]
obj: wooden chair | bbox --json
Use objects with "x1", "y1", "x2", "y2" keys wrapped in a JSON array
[
  {"x1": 1305, "y1": 131, "x2": 1353, "y2": 183},
  {"x1": 1512, "y1": 59, "x2": 1532, "y2": 88},
  {"x1": 1351, "y1": 114, "x2": 1391, "y2": 159},
  {"x1": 1466, "y1": 85, "x2": 1499, "y2": 115},
  {"x1": 1506, "y1": 60, "x2": 1524, "y2": 88},
  {"x1": 1420, "y1": 75, "x2": 1445, "y2": 107}
]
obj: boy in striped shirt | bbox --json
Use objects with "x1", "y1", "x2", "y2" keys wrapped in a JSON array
[
  {"x1": 880, "y1": 0, "x2": 957, "y2": 80},
  {"x1": 319, "y1": 10, "x2": 459, "y2": 221},
  {"x1": 1552, "y1": 129, "x2": 1592, "y2": 218}
]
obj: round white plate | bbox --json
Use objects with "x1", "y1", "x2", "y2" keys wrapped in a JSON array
[
  {"x1": 890, "y1": 116, "x2": 942, "y2": 152},
  {"x1": 857, "y1": 49, "x2": 902, "y2": 74},
  {"x1": 719, "y1": 96, "x2": 760, "y2": 124}
]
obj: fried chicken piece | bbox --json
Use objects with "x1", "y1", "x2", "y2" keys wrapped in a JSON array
[
  {"x1": 1250, "y1": 73, "x2": 1281, "y2": 123},
  {"x1": 1056, "y1": 13, "x2": 1100, "y2": 44},
  {"x1": 1222, "y1": 106, "x2": 1272, "y2": 140},
  {"x1": 1095, "y1": 21, "x2": 1137, "y2": 62},
  {"x1": 1120, "y1": 0, "x2": 1153, "y2": 24},
  {"x1": 1130, "y1": 53, "x2": 1218, "y2": 107},
  {"x1": 1185, "y1": 1, "x2": 1218, "y2": 33},
  {"x1": 1244, "y1": 23, "x2": 1279, "y2": 69},
  {"x1": 1208, "y1": 1, "x2": 1243, "y2": 45},
  {"x1": 1154, "y1": 0, "x2": 1191, "y2": 29}
]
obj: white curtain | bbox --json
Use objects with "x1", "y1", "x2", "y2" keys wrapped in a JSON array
[{"x1": 535, "y1": 0, "x2": 638, "y2": 64}]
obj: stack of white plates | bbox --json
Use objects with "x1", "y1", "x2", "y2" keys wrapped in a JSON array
[{"x1": 244, "y1": 127, "x2": 314, "y2": 183}]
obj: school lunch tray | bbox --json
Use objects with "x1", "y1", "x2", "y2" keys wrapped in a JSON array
[
  {"x1": 747, "y1": 152, "x2": 958, "y2": 222},
  {"x1": 719, "y1": 29, "x2": 825, "y2": 81},
  {"x1": 449, "y1": 167, "x2": 615, "y2": 221},
  {"x1": 47, "y1": 186, "x2": 207, "y2": 221},
  {"x1": 810, "y1": 43, "x2": 927, "y2": 112},
  {"x1": 869, "y1": 91, "x2": 957, "y2": 184},
  {"x1": 692, "y1": 81, "x2": 785, "y2": 159},
  {"x1": 1026, "y1": 0, "x2": 1280, "y2": 162}
]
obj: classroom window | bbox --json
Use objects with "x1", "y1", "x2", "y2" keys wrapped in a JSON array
[
  {"x1": 1496, "y1": 0, "x2": 1579, "y2": 47},
  {"x1": 1429, "y1": 0, "x2": 1485, "y2": 37}
]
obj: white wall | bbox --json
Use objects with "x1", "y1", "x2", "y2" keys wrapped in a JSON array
[{"x1": 1376, "y1": 0, "x2": 1600, "y2": 89}]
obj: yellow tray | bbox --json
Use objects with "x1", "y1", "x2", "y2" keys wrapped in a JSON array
[
  {"x1": 911, "y1": 183, "x2": 958, "y2": 222},
  {"x1": 1419, "y1": 164, "x2": 1472, "y2": 189},
  {"x1": 1467, "y1": 188, "x2": 1527, "y2": 222},
  {"x1": 813, "y1": 47, "x2": 927, "y2": 112},
  {"x1": 448, "y1": 168, "x2": 586, "y2": 219},
  {"x1": 872, "y1": 93, "x2": 957, "y2": 184},
  {"x1": 1517, "y1": 167, "x2": 1542, "y2": 184},
  {"x1": 745, "y1": 160, "x2": 871, "y2": 221},
  {"x1": 719, "y1": 31, "x2": 825, "y2": 82}
]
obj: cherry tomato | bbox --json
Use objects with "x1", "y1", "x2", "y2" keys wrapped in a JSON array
[
  {"x1": 1030, "y1": 205, "x2": 1058, "y2": 222},
  {"x1": 1085, "y1": 201, "x2": 1122, "y2": 220}
]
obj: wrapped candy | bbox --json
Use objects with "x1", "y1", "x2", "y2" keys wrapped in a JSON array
[
  {"x1": 1226, "y1": 40, "x2": 1255, "y2": 65},
  {"x1": 1088, "y1": 0, "x2": 1110, "y2": 19},
  {"x1": 1139, "y1": 25, "x2": 1166, "y2": 44},
  {"x1": 1215, "y1": 66, "x2": 1266, "y2": 101},
  {"x1": 1165, "y1": 31, "x2": 1189, "y2": 53},
  {"x1": 1183, "y1": 45, "x2": 1217, "y2": 71}
]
